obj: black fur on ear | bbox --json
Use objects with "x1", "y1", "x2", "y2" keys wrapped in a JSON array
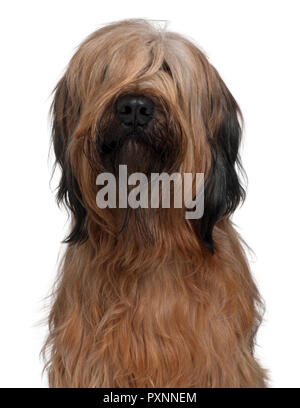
[
  {"x1": 196, "y1": 70, "x2": 246, "y2": 252},
  {"x1": 51, "y1": 76, "x2": 88, "y2": 245}
]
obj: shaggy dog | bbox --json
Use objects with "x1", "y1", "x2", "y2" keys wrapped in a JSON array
[{"x1": 43, "y1": 19, "x2": 267, "y2": 387}]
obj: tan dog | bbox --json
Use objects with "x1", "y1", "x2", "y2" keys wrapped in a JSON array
[{"x1": 43, "y1": 19, "x2": 267, "y2": 387}]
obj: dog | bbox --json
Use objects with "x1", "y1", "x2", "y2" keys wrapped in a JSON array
[{"x1": 43, "y1": 19, "x2": 267, "y2": 387}]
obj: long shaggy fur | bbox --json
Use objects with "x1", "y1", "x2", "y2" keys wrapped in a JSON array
[{"x1": 42, "y1": 19, "x2": 267, "y2": 387}]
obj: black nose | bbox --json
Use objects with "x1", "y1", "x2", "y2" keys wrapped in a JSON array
[{"x1": 116, "y1": 94, "x2": 155, "y2": 128}]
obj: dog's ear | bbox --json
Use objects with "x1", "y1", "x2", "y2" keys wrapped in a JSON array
[
  {"x1": 196, "y1": 68, "x2": 245, "y2": 252},
  {"x1": 51, "y1": 76, "x2": 87, "y2": 244}
]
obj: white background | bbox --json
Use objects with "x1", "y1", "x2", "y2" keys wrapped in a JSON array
[{"x1": 0, "y1": 0, "x2": 299, "y2": 388}]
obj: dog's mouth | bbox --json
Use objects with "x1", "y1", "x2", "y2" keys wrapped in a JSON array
[
  {"x1": 97, "y1": 124, "x2": 178, "y2": 175},
  {"x1": 102, "y1": 139, "x2": 163, "y2": 175},
  {"x1": 101, "y1": 129, "x2": 150, "y2": 154}
]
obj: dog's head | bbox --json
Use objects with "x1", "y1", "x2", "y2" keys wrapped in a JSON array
[{"x1": 51, "y1": 19, "x2": 245, "y2": 251}]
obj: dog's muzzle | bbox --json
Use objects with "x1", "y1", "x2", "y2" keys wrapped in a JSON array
[{"x1": 97, "y1": 92, "x2": 179, "y2": 174}]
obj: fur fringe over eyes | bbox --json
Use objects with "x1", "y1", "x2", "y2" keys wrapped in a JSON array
[{"x1": 42, "y1": 19, "x2": 267, "y2": 388}]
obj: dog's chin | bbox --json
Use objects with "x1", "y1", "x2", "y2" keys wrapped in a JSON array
[{"x1": 117, "y1": 137, "x2": 165, "y2": 174}]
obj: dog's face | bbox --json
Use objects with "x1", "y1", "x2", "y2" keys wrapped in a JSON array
[{"x1": 52, "y1": 19, "x2": 244, "y2": 251}]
